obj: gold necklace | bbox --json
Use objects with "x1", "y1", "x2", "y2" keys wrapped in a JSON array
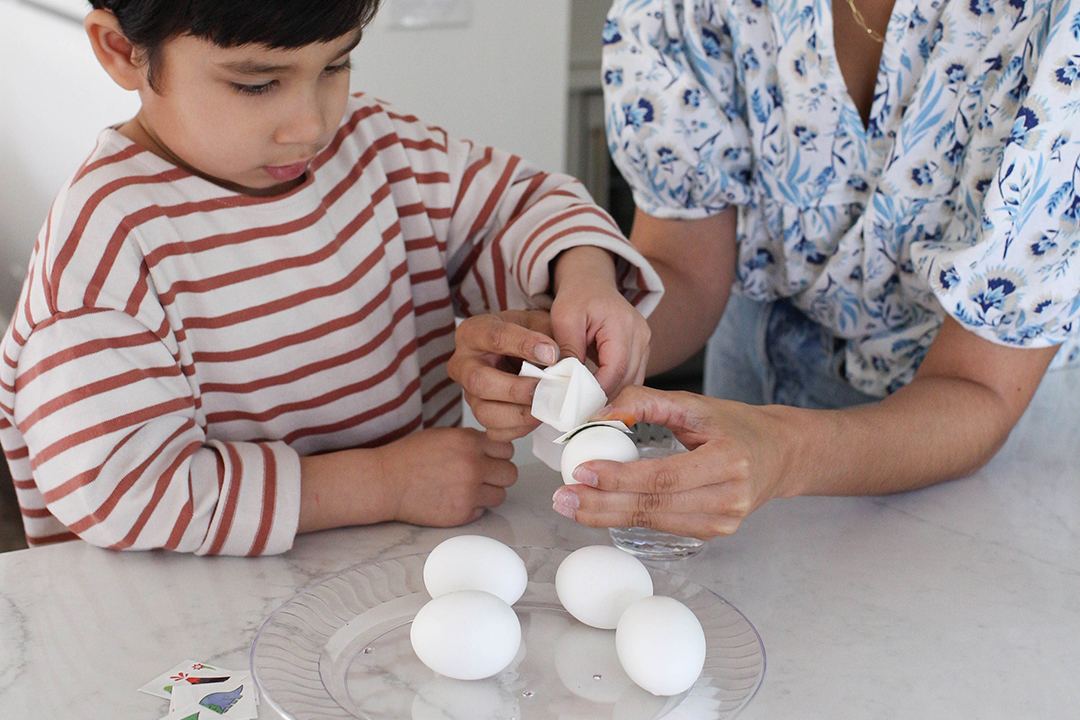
[{"x1": 845, "y1": 0, "x2": 885, "y2": 43}]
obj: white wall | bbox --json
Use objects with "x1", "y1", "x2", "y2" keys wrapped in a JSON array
[
  {"x1": 351, "y1": 2, "x2": 570, "y2": 171},
  {"x1": 0, "y1": 0, "x2": 574, "y2": 318},
  {"x1": 0, "y1": 0, "x2": 140, "y2": 316}
]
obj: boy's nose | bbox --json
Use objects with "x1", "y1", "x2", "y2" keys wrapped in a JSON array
[{"x1": 275, "y1": 104, "x2": 327, "y2": 147}]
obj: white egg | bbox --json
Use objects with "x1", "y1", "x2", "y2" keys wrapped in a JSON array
[
  {"x1": 615, "y1": 596, "x2": 706, "y2": 696},
  {"x1": 555, "y1": 545, "x2": 653, "y2": 629},
  {"x1": 559, "y1": 425, "x2": 640, "y2": 486},
  {"x1": 410, "y1": 590, "x2": 521, "y2": 681},
  {"x1": 423, "y1": 535, "x2": 528, "y2": 605}
]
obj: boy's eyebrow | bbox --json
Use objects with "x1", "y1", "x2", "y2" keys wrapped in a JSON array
[{"x1": 219, "y1": 32, "x2": 363, "y2": 76}]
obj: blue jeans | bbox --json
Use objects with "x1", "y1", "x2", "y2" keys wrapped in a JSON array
[{"x1": 703, "y1": 293, "x2": 876, "y2": 409}]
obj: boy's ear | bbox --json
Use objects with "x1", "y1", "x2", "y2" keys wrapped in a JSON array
[{"x1": 84, "y1": 9, "x2": 144, "y2": 91}]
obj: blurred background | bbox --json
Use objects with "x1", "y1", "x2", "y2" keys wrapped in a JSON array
[{"x1": 0, "y1": 0, "x2": 703, "y2": 552}]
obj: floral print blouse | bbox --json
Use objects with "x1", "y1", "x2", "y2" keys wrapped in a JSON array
[{"x1": 604, "y1": 0, "x2": 1080, "y2": 396}]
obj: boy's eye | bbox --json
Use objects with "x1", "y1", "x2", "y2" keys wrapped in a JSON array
[
  {"x1": 324, "y1": 60, "x2": 352, "y2": 76},
  {"x1": 233, "y1": 80, "x2": 277, "y2": 96}
]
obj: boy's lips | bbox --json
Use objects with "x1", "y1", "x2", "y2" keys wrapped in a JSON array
[{"x1": 264, "y1": 159, "x2": 311, "y2": 182}]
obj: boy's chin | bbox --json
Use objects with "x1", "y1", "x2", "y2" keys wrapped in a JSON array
[{"x1": 206, "y1": 170, "x2": 303, "y2": 197}]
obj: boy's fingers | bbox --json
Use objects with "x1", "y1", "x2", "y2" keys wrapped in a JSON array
[
  {"x1": 550, "y1": 310, "x2": 588, "y2": 363},
  {"x1": 593, "y1": 341, "x2": 632, "y2": 396},
  {"x1": 460, "y1": 365, "x2": 539, "y2": 404},
  {"x1": 631, "y1": 348, "x2": 649, "y2": 388},
  {"x1": 476, "y1": 484, "x2": 509, "y2": 508},
  {"x1": 482, "y1": 438, "x2": 515, "y2": 460},
  {"x1": 480, "y1": 457, "x2": 518, "y2": 488}
]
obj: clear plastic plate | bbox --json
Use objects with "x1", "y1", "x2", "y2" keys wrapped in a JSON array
[{"x1": 250, "y1": 547, "x2": 764, "y2": 719}]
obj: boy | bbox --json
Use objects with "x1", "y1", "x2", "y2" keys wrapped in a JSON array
[{"x1": 0, "y1": 0, "x2": 660, "y2": 555}]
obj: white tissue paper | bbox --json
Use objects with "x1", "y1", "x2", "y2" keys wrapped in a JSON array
[{"x1": 519, "y1": 358, "x2": 609, "y2": 470}]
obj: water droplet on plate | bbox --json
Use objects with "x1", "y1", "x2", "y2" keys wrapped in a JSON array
[
  {"x1": 521, "y1": 690, "x2": 534, "y2": 698},
  {"x1": 362, "y1": 647, "x2": 373, "y2": 654},
  {"x1": 592, "y1": 673, "x2": 603, "y2": 680}
]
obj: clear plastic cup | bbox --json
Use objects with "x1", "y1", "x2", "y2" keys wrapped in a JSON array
[{"x1": 609, "y1": 424, "x2": 706, "y2": 561}]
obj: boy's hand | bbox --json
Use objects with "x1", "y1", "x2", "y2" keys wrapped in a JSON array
[
  {"x1": 378, "y1": 427, "x2": 517, "y2": 526},
  {"x1": 551, "y1": 246, "x2": 651, "y2": 396},
  {"x1": 449, "y1": 310, "x2": 558, "y2": 441}
]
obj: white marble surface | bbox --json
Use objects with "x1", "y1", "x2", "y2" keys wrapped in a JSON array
[{"x1": 1, "y1": 368, "x2": 1078, "y2": 719}]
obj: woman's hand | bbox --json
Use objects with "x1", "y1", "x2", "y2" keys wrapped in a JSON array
[
  {"x1": 448, "y1": 310, "x2": 558, "y2": 441},
  {"x1": 551, "y1": 386, "x2": 795, "y2": 539},
  {"x1": 449, "y1": 246, "x2": 652, "y2": 441}
]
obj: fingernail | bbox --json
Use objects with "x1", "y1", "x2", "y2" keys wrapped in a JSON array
[
  {"x1": 552, "y1": 501, "x2": 575, "y2": 519},
  {"x1": 552, "y1": 487, "x2": 579, "y2": 517},
  {"x1": 572, "y1": 466, "x2": 598, "y2": 487},
  {"x1": 535, "y1": 344, "x2": 558, "y2": 365}
]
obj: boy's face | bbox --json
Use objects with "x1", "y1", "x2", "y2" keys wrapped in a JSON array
[{"x1": 135, "y1": 31, "x2": 362, "y2": 195}]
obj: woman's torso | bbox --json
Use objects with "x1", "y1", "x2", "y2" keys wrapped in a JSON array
[{"x1": 605, "y1": 0, "x2": 1080, "y2": 395}]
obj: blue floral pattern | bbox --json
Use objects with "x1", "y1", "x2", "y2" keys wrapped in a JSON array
[{"x1": 604, "y1": 0, "x2": 1080, "y2": 396}]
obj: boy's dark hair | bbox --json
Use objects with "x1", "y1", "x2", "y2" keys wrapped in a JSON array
[{"x1": 89, "y1": 0, "x2": 381, "y2": 91}]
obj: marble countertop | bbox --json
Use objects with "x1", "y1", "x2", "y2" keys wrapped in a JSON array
[{"x1": 1, "y1": 368, "x2": 1078, "y2": 719}]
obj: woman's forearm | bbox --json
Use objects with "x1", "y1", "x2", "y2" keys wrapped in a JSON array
[
  {"x1": 778, "y1": 322, "x2": 1059, "y2": 497},
  {"x1": 778, "y1": 376, "x2": 1018, "y2": 497},
  {"x1": 643, "y1": 255, "x2": 733, "y2": 374},
  {"x1": 626, "y1": 208, "x2": 739, "y2": 376}
]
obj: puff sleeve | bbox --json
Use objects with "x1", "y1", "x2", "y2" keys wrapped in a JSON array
[
  {"x1": 603, "y1": 0, "x2": 753, "y2": 219},
  {"x1": 913, "y1": 3, "x2": 1080, "y2": 350}
]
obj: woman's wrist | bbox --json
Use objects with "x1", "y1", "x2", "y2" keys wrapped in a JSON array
[{"x1": 756, "y1": 402, "x2": 826, "y2": 500}]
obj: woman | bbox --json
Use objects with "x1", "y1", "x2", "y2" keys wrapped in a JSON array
[{"x1": 451, "y1": 0, "x2": 1079, "y2": 539}]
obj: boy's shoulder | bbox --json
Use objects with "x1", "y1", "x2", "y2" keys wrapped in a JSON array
[
  {"x1": 37, "y1": 129, "x2": 203, "y2": 316},
  {"x1": 339, "y1": 92, "x2": 451, "y2": 159}
]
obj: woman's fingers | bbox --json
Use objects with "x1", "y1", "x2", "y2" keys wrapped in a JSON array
[
  {"x1": 467, "y1": 396, "x2": 540, "y2": 439},
  {"x1": 449, "y1": 313, "x2": 558, "y2": 372},
  {"x1": 497, "y1": 308, "x2": 556, "y2": 338},
  {"x1": 459, "y1": 365, "x2": 539, "y2": 404},
  {"x1": 594, "y1": 385, "x2": 701, "y2": 435},
  {"x1": 554, "y1": 482, "x2": 743, "y2": 515},
  {"x1": 557, "y1": 504, "x2": 741, "y2": 541},
  {"x1": 572, "y1": 447, "x2": 731, "y2": 495}
]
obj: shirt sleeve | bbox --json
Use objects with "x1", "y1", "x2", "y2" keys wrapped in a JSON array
[
  {"x1": 603, "y1": 0, "x2": 753, "y2": 219},
  {"x1": 11, "y1": 309, "x2": 301, "y2": 555},
  {"x1": 912, "y1": 9, "x2": 1080, "y2": 349},
  {"x1": 396, "y1": 117, "x2": 664, "y2": 319}
]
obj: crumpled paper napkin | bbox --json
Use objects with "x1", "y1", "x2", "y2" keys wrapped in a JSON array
[{"x1": 519, "y1": 358, "x2": 609, "y2": 469}]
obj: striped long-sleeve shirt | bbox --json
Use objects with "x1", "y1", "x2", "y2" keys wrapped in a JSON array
[{"x1": 0, "y1": 95, "x2": 662, "y2": 555}]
